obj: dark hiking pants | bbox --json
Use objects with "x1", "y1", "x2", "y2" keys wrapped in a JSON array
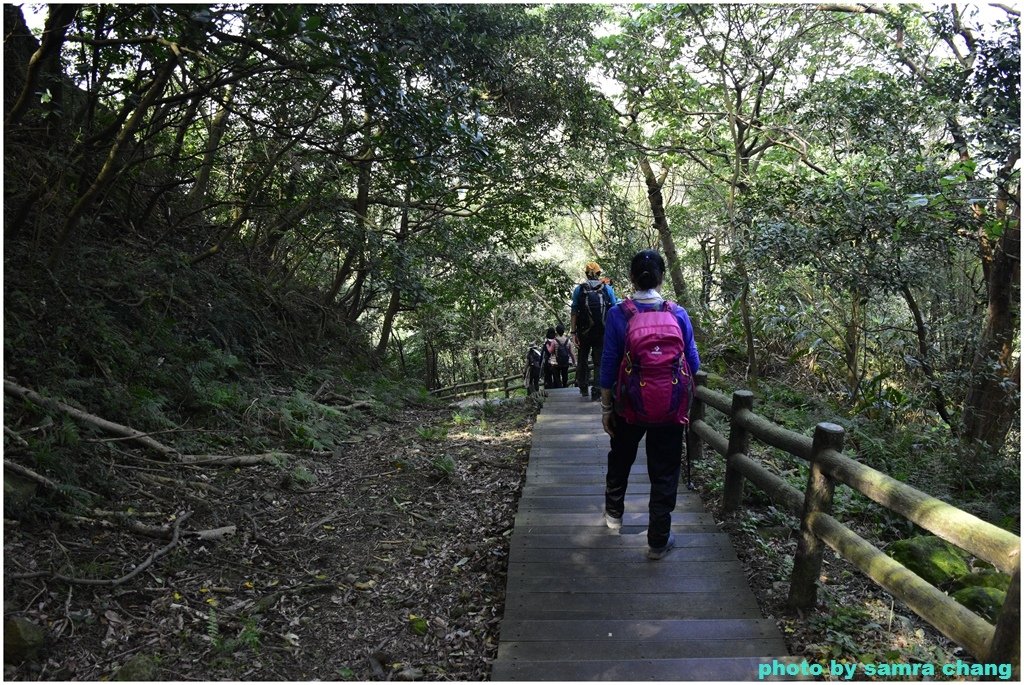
[
  {"x1": 576, "y1": 334, "x2": 603, "y2": 396},
  {"x1": 605, "y1": 420, "x2": 683, "y2": 548}
]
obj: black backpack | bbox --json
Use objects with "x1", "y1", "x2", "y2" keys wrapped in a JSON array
[
  {"x1": 555, "y1": 338, "x2": 570, "y2": 366},
  {"x1": 527, "y1": 346, "x2": 543, "y2": 368},
  {"x1": 577, "y1": 282, "x2": 610, "y2": 338}
]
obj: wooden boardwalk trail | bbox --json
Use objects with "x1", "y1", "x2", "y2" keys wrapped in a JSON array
[{"x1": 492, "y1": 387, "x2": 791, "y2": 681}]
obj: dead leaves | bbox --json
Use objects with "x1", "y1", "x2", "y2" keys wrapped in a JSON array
[{"x1": 3, "y1": 400, "x2": 534, "y2": 680}]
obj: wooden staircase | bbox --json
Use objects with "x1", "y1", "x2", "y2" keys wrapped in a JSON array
[{"x1": 491, "y1": 388, "x2": 792, "y2": 680}]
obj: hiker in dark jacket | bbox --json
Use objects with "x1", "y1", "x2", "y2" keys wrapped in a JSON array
[
  {"x1": 524, "y1": 341, "x2": 543, "y2": 395},
  {"x1": 571, "y1": 261, "x2": 617, "y2": 401},
  {"x1": 553, "y1": 324, "x2": 576, "y2": 389},
  {"x1": 541, "y1": 327, "x2": 559, "y2": 389},
  {"x1": 599, "y1": 250, "x2": 700, "y2": 561}
]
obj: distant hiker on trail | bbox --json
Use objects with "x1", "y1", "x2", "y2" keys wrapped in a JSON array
[
  {"x1": 524, "y1": 341, "x2": 543, "y2": 395},
  {"x1": 541, "y1": 327, "x2": 560, "y2": 389},
  {"x1": 553, "y1": 324, "x2": 576, "y2": 389},
  {"x1": 571, "y1": 261, "x2": 617, "y2": 401},
  {"x1": 599, "y1": 250, "x2": 700, "y2": 561}
]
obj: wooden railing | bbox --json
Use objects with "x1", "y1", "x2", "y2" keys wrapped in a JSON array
[
  {"x1": 429, "y1": 374, "x2": 522, "y2": 400},
  {"x1": 687, "y1": 371, "x2": 1020, "y2": 673},
  {"x1": 431, "y1": 368, "x2": 577, "y2": 401}
]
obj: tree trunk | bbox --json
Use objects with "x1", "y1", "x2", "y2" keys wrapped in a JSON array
[
  {"x1": 49, "y1": 57, "x2": 178, "y2": 268},
  {"x1": 344, "y1": 258, "x2": 368, "y2": 321},
  {"x1": 845, "y1": 290, "x2": 863, "y2": 402},
  {"x1": 186, "y1": 84, "x2": 235, "y2": 210},
  {"x1": 376, "y1": 286, "x2": 402, "y2": 359},
  {"x1": 961, "y1": 201, "x2": 1021, "y2": 457},
  {"x1": 900, "y1": 283, "x2": 956, "y2": 430},
  {"x1": 375, "y1": 192, "x2": 411, "y2": 358},
  {"x1": 425, "y1": 339, "x2": 439, "y2": 390},
  {"x1": 638, "y1": 156, "x2": 689, "y2": 307},
  {"x1": 736, "y1": 259, "x2": 759, "y2": 378},
  {"x1": 325, "y1": 149, "x2": 372, "y2": 307},
  {"x1": 637, "y1": 155, "x2": 709, "y2": 345},
  {"x1": 5, "y1": 4, "x2": 79, "y2": 130}
]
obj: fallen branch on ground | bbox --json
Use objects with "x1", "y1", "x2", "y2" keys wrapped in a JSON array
[
  {"x1": 4, "y1": 459, "x2": 63, "y2": 490},
  {"x1": 312, "y1": 380, "x2": 332, "y2": 401},
  {"x1": 252, "y1": 582, "x2": 338, "y2": 613},
  {"x1": 9, "y1": 511, "x2": 193, "y2": 586},
  {"x1": 179, "y1": 453, "x2": 289, "y2": 467},
  {"x1": 316, "y1": 391, "x2": 375, "y2": 410},
  {"x1": 4, "y1": 426, "x2": 29, "y2": 448},
  {"x1": 5, "y1": 380, "x2": 295, "y2": 468},
  {"x1": 4, "y1": 459, "x2": 100, "y2": 498},
  {"x1": 4, "y1": 380, "x2": 178, "y2": 457},
  {"x1": 64, "y1": 510, "x2": 237, "y2": 541}
]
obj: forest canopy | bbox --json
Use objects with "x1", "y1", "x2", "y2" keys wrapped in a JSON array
[{"x1": 4, "y1": 3, "x2": 1019, "y2": 466}]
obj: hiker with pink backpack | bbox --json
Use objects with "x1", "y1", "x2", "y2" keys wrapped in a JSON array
[{"x1": 598, "y1": 250, "x2": 701, "y2": 560}]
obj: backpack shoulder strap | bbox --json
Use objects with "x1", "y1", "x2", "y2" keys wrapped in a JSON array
[
  {"x1": 620, "y1": 298, "x2": 639, "y2": 321},
  {"x1": 575, "y1": 283, "x2": 589, "y2": 308}
]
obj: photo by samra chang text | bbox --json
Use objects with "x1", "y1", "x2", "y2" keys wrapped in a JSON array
[{"x1": 757, "y1": 658, "x2": 1014, "y2": 681}]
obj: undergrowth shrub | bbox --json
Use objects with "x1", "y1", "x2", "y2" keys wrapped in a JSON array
[{"x1": 2, "y1": 233, "x2": 397, "y2": 519}]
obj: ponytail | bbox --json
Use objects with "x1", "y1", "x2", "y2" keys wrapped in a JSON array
[{"x1": 630, "y1": 250, "x2": 666, "y2": 291}]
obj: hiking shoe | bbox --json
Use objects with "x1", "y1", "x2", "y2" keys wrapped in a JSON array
[
  {"x1": 604, "y1": 511, "x2": 622, "y2": 530},
  {"x1": 647, "y1": 532, "x2": 676, "y2": 560}
]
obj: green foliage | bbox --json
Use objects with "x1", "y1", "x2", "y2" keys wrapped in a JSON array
[
  {"x1": 807, "y1": 598, "x2": 872, "y2": 660},
  {"x1": 206, "y1": 608, "x2": 262, "y2": 654},
  {"x1": 206, "y1": 608, "x2": 221, "y2": 643},
  {"x1": 272, "y1": 392, "x2": 350, "y2": 451},
  {"x1": 286, "y1": 466, "x2": 317, "y2": 488},
  {"x1": 430, "y1": 455, "x2": 457, "y2": 480},
  {"x1": 416, "y1": 425, "x2": 448, "y2": 442}
]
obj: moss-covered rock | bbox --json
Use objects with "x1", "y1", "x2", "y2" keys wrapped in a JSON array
[
  {"x1": 952, "y1": 586, "x2": 1006, "y2": 623},
  {"x1": 887, "y1": 536, "x2": 969, "y2": 587},
  {"x1": 952, "y1": 570, "x2": 1012, "y2": 593},
  {"x1": 4, "y1": 616, "x2": 46, "y2": 664},
  {"x1": 111, "y1": 654, "x2": 159, "y2": 681}
]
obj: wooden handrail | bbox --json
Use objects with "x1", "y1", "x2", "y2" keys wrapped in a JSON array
[
  {"x1": 690, "y1": 371, "x2": 1021, "y2": 670},
  {"x1": 809, "y1": 511, "x2": 994, "y2": 659},
  {"x1": 694, "y1": 384, "x2": 1019, "y2": 571},
  {"x1": 431, "y1": 375, "x2": 516, "y2": 397},
  {"x1": 431, "y1": 368, "x2": 577, "y2": 400}
]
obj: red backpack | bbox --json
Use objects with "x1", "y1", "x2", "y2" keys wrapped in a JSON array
[{"x1": 614, "y1": 299, "x2": 694, "y2": 426}]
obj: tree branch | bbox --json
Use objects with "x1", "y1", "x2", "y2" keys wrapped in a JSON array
[{"x1": 10, "y1": 511, "x2": 193, "y2": 586}]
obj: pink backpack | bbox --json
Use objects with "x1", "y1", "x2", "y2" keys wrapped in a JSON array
[{"x1": 614, "y1": 299, "x2": 694, "y2": 426}]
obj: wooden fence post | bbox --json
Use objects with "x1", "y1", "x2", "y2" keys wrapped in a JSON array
[
  {"x1": 722, "y1": 390, "x2": 754, "y2": 514},
  {"x1": 788, "y1": 421, "x2": 845, "y2": 609},
  {"x1": 684, "y1": 371, "x2": 707, "y2": 489},
  {"x1": 989, "y1": 564, "x2": 1020, "y2": 678}
]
